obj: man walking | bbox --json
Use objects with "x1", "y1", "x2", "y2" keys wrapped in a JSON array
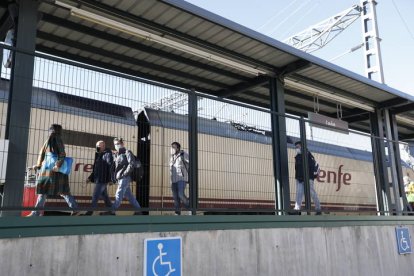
[
  {"x1": 112, "y1": 138, "x2": 141, "y2": 215},
  {"x1": 85, "y1": 140, "x2": 113, "y2": 215},
  {"x1": 294, "y1": 141, "x2": 322, "y2": 215}
]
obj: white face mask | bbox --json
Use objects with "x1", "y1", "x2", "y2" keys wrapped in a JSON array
[
  {"x1": 115, "y1": 144, "x2": 122, "y2": 151},
  {"x1": 170, "y1": 148, "x2": 177, "y2": 155},
  {"x1": 296, "y1": 148, "x2": 301, "y2": 155}
]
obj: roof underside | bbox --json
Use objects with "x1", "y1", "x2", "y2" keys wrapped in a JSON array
[{"x1": 1, "y1": 0, "x2": 414, "y2": 139}]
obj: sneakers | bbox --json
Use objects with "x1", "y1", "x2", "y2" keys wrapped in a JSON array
[
  {"x1": 288, "y1": 210, "x2": 301, "y2": 215},
  {"x1": 315, "y1": 211, "x2": 322, "y2": 215},
  {"x1": 25, "y1": 212, "x2": 37, "y2": 217},
  {"x1": 81, "y1": 211, "x2": 93, "y2": 216},
  {"x1": 186, "y1": 211, "x2": 193, "y2": 216},
  {"x1": 70, "y1": 211, "x2": 80, "y2": 216},
  {"x1": 100, "y1": 211, "x2": 116, "y2": 216}
]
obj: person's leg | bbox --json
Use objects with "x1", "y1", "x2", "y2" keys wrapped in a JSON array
[
  {"x1": 91, "y1": 183, "x2": 103, "y2": 208},
  {"x1": 85, "y1": 183, "x2": 108, "y2": 215},
  {"x1": 101, "y1": 185, "x2": 113, "y2": 208},
  {"x1": 171, "y1": 182, "x2": 180, "y2": 214},
  {"x1": 177, "y1": 181, "x2": 190, "y2": 209},
  {"x1": 122, "y1": 177, "x2": 141, "y2": 209},
  {"x1": 112, "y1": 178, "x2": 128, "y2": 210},
  {"x1": 29, "y1": 194, "x2": 47, "y2": 216},
  {"x1": 294, "y1": 180, "x2": 304, "y2": 210},
  {"x1": 124, "y1": 187, "x2": 141, "y2": 208},
  {"x1": 61, "y1": 194, "x2": 78, "y2": 209},
  {"x1": 309, "y1": 180, "x2": 321, "y2": 211}
]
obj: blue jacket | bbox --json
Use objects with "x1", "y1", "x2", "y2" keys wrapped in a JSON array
[{"x1": 88, "y1": 148, "x2": 113, "y2": 184}]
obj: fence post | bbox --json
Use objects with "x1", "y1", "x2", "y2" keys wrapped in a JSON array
[
  {"x1": 370, "y1": 110, "x2": 391, "y2": 215},
  {"x1": 188, "y1": 89, "x2": 198, "y2": 215},
  {"x1": 269, "y1": 77, "x2": 290, "y2": 215},
  {"x1": 299, "y1": 118, "x2": 311, "y2": 214},
  {"x1": 2, "y1": 0, "x2": 38, "y2": 216}
]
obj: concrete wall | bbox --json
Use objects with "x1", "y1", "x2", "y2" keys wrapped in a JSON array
[{"x1": 1, "y1": 225, "x2": 413, "y2": 276}]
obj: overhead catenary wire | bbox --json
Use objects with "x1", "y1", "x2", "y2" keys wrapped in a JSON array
[
  {"x1": 391, "y1": 0, "x2": 414, "y2": 41},
  {"x1": 280, "y1": 0, "x2": 321, "y2": 39},
  {"x1": 257, "y1": 0, "x2": 300, "y2": 31},
  {"x1": 267, "y1": 0, "x2": 313, "y2": 36}
]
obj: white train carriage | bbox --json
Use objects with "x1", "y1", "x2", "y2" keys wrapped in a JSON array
[
  {"x1": 137, "y1": 108, "x2": 414, "y2": 214},
  {"x1": 0, "y1": 79, "x2": 138, "y2": 213},
  {"x1": 0, "y1": 77, "x2": 412, "y2": 215}
]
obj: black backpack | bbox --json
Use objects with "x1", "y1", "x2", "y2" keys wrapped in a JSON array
[
  {"x1": 128, "y1": 151, "x2": 144, "y2": 182},
  {"x1": 310, "y1": 153, "x2": 320, "y2": 178}
]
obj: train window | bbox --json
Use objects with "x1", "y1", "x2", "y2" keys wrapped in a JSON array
[
  {"x1": 57, "y1": 93, "x2": 131, "y2": 118},
  {"x1": 62, "y1": 129, "x2": 115, "y2": 149}
]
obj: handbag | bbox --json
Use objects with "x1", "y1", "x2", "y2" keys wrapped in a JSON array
[{"x1": 42, "y1": 152, "x2": 74, "y2": 175}]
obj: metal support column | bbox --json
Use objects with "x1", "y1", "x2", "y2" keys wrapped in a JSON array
[
  {"x1": 2, "y1": 0, "x2": 38, "y2": 216},
  {"x1": 390, "y1": 112, "x2": 408, "y2": 213},
  {"x1": 370, "y1": 110, "x2": 392, "y2": 215},
  {"x1": 188, "y1": 89, "x2": 198, "y2": 215},
  {"x1": 360, "y1": 0, "x2": 385, "y2": 83},
  {"x1": 299, "y1": 118, "x2": 311, "y2": 213},
  {"x1": 383, "y1": 109, "x2": 402, "y2": 214},
  {"x1": 269, "y1": 77, "x2": 290, "y2": 214}
]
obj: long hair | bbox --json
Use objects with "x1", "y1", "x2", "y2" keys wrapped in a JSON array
[{"x1": 49, "y1": 124, "x2": 62, "y2": 136}]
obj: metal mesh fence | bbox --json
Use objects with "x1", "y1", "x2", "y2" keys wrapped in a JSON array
[{"x1": 0, "y1": 44, "x2": 413, "y2": 217}]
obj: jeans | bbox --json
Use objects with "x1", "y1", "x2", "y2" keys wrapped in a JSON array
[
  {"x1": 294, "y1": 179, "x2": 321, "y2": 211},
  {"x1": 112, "y1": 176, "x2": 141, "y2": 210},
  {"x1": 91, "y1": 182, "x2": 112, "y2": 208},
  {"x1": 172, "y1": 181, "x2": 189, "y2": 214},
  {"x1": 32, "y1": 193, "x2": 78, "y2": 216}
]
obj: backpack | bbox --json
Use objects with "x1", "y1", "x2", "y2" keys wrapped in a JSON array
[
  {"x1": 310, "y1": 153, "x2": 320, "y2": 178},
  {"x1": 128, "y1": 151, "x2": 144, "y2": 182}
]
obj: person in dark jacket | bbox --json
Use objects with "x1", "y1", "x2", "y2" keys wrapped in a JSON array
[
  {"x1": 27, "y1": 124, "x2": 78, "y2": 216},
  {"x1": 111, "y1": 137, "x2": 141, "y2": 215},
  {"x1": 84, "y1": 141, "x2": 113, "y2": 216},
  {"x1": 294, "y1": 141, "x2": 321, "y2": 214}
]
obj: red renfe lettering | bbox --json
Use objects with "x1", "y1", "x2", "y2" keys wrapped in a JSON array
[{"x1": 317, "y1": 165, "x2": 351, "y2": 191}]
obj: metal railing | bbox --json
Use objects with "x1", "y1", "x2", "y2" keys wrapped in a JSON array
[{"x1": 0, "y1": 43, "x2": 412, "y2": 217}]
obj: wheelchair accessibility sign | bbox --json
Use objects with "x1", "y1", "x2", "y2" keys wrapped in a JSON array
[
  {"x1": 144, "y1": 237, "x2": 182, "y2": 276},
  {"x1": 395, "y1": 227, "x2": 412, "y2": 255}
]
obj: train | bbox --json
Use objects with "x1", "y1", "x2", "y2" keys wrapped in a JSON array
[{"x1": 0, "y1": 78, "x2": 413, "y2": 215}]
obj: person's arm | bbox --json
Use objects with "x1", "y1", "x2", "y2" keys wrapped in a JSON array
[
  {"x1": 120, "y1": 150, "x2": 135, "y2": 178},
  {"x1": 35, "y1": 140, "x2": 48, "y2": 169},
  {"x1": 104, "y1": 151, "x2": 113, "y2": 167},
  {"x1": 308, "y1": 153, "x2": 315, "y2": 175},
  {"x1": 182, "y1": 151, "x2": 190, "y2": 164},
  {"x1": 54, "y1": 136, "x2": 66, "y2": 168}
]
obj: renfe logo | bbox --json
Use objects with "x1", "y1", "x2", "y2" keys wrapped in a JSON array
[
  {"x1": 74, "y1": 163, "x2": 94, "y2": 172},
  {"x1": 317, "y1": 165, "x2": 351, "y2": 192}
]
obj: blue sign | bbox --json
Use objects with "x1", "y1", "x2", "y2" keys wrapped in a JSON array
[
  {"x1": 395, "y1": 227, "x2": 412, "y2": 255},
  {"x1": 144, "y1": 237, "x2": 182, "y2": 276}
]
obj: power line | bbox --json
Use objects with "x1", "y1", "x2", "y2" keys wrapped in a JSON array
[
  {"x1": 280, "y1": 0, "x2": 321, "y2": 39},
  {"x1": 391, "y1": 0, "x2": 414, "y2": 41},
  {"x1": 267, "y1": 0, "x2": 313, "y2": 36},
  {"x1": 257, "y1": 0, "x2": 299, "y2": 31}
]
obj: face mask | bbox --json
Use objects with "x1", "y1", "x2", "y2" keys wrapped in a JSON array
[
  {"x1": 170, "y1": 148, "x2": 177, "y2": 155},
  {"x1": 96, "y1": 147, "x2": 100, "y2": 152},
  {"x1": 115, "y1": 144, "x2": 123, "y2": 151},
  {"x1": 296, "y1": 148, "x2": 301, "y2": 155}
]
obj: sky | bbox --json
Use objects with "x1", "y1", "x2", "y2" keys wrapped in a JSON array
[{"x1": 185, "y1": 0, "x2": 414, "y2": 95}]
